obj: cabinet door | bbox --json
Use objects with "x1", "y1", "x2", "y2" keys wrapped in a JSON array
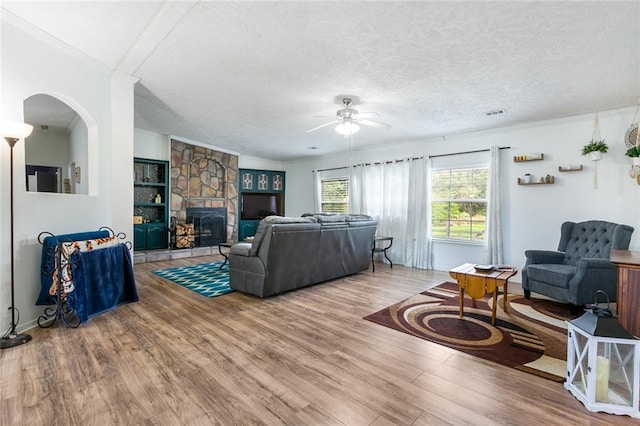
[
  {"x1": 239, "y1": 220, "x2": 260, "y2": 241},
  {"x1": 617, "y1": 266, "x2": 640, "y2": 338},
  {"x1": 240, "y1": 170, "x2": 257, "y2": 191},
  {"x1": 271, "y1": 172, "x2": 285, "y2": 192},
  {"x1": 256, "y1": 171, "x2": 271, "y2": 192},
  {"x1": 134, "y1": 224, "x2": 147, "y2": 251},
  {"x1": 146, "y1": 223, "x2": 168, "y2": 250}
]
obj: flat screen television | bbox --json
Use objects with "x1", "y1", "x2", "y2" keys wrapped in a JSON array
[{"x1": 241, "y1": 193, "x2": 283, "y2": 220}]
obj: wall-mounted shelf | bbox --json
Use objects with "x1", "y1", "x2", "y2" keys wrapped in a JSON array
[
  {"x1": 134, "y1": 202, "x2": 166, "y2": 207},
  {"x1": 514, "y1": 153, "x2": 544, "y2": 162},
  {"x1": 558, "y1": 165, "x2": 583, "y2": 172},
  {"x1": 517, "y1": 177, "x2": 555, "y2": 185},
  {"x1": 133, "y1": 181, "x2": 166, "y2": 187}
]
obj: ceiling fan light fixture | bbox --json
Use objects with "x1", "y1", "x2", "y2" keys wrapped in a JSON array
[{"x1": 335, "y1": 121, "x2": 360, "y2": 135}]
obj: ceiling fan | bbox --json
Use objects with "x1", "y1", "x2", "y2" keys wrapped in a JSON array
[{"x1": 306, "y1": 98, "x2": 391, "y2": 135}]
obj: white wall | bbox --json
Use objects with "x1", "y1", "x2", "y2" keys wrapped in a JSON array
[
  {"x1": 69, "y1": 115, "x2": 88, "y2": 195},
  {"x1": 0, "y1": 19, "x2": 135, "y2": 332},
  {"x1": 238, "y1": 155, "x2": 283, "y2": 171},
  {"x1": 284, "y1": 107, "x2": 640, "y2": 275},
  {"x1": 134, "y1": 127, "x2": 170, "y2": 161},
  {"x1": 24, "y1": 127, "x2": 71, "y2": 183},
  {"x1": 111, "y1": 72, "x2": 137, "y2": 244}
]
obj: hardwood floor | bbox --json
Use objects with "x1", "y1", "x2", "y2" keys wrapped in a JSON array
[{"x1": 0, "y1": 255, "x2": 631, "y2": 425}]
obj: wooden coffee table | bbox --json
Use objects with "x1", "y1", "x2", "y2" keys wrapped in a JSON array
[{"x1": 449, "y1": 263, "x2": 517, "y2": 325}]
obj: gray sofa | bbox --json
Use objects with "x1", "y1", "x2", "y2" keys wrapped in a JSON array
[{"x1": 229, "y1": 214, "x2": 377, "y2": 297}]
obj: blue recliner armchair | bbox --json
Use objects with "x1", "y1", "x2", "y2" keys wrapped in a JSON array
[{"x1": 522, "y1": 220, "x2": 634, "y2": 306}]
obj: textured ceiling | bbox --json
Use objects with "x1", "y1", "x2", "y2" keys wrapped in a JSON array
[{"x1": 3, "y1": 1, "x2": 640, "y2": 161}]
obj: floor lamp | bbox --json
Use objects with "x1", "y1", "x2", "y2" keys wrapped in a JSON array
[{"x1": 0, "y1": 121, "x2": 33, "y2": 349}]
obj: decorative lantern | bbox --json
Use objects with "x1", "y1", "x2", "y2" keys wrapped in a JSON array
[{"x1": 565, "y1": 292, "x2": 640, "y2": 418}]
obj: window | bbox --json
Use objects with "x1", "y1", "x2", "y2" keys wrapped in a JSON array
[
  {"x1": 431, "y1": 167, "x2": 488, "y2": 241},
  {"x1": 321, "y1": 178, "x2": 349, "y2": 213}
]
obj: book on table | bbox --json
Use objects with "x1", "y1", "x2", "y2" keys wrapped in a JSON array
[{"x1": 473, "y1": 264, "x2": 515, "y2": 272}]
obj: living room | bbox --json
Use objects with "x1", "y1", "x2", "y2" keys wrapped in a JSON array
[{"x1": 2, "y1": 1, "x2": 640, "y2": 423}]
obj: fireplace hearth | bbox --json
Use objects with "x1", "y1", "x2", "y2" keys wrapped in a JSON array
[{"x1": 186, "y1": 207, "x2": 227, "y2": 247}]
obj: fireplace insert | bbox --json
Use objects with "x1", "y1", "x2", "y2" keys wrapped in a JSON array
[{"x1": 186, "y1": 207, "x2": 226, "y2": 247}]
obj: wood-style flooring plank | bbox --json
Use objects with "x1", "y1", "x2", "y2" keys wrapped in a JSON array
[{"x1": 0, "y1": 254, "x2": 634, "y2": 425}]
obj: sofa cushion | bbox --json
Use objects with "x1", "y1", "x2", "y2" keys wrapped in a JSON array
[
  {"x1": 269, "y1": 216, "x2": 318, "y2": 224},
  {"x1": 345, "y1": 214, "x2": 374, "y2": 222},
  {"x1": 526, "y1": 264, "x2": 576, "y2": 289},
  {"x1": 315, "y1": 215, "x2": 347, "y2": 223},
  {"x1": 562, "y1": 221, "x2": 617, "y2": 266},
  {"x1": 249, "y1": 216, "x2": 317, "y2": 256}
]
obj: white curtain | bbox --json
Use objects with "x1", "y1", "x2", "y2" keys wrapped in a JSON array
[
  {"x1": 351, "y1": 158, "x2": 432, "y2": 269},
  {"x1": 484, "y1": 145, "x2": 503, "y2": 264},
  {"x1": 407, "y1": 157, "x2": 432, "y2": 269},
  {"x1": 312, "y1": 170, "x2": 322, "y2": 213}
]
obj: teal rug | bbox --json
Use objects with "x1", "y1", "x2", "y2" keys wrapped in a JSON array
[{"x1": 153, "y1": 261, "x2": 233, "y2": 297}]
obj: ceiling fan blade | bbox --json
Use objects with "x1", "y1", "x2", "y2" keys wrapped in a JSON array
[
  {"x1": 356, "y1": 111, "x2": 381, "y2": 118},
  {"x1": 359, "y1": 118, "x2": 391, "y2": 129},
  {"x1": 306, "y1": 120, "x2": 339, "y2": 133}
]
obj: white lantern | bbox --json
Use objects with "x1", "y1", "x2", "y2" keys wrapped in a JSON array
[{"x1": 565, "y1": 302, "x2": 640, "y2": 418}]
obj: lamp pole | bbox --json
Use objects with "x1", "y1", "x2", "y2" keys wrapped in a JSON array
[{"x1": 1, "y1": 122, "x2": 33, "y2": 349}]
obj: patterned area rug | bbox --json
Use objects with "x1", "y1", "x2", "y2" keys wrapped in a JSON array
[
  {"x1": 364, "y1": 282, "x2": 580, "y2": 381},
  {"x1": 153, "y1": 262, "x2": 233, "y2": 297}
]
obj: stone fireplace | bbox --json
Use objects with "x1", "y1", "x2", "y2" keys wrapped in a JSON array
[{"x1": 170, "y1": 140, "x2": 238, "y2": 244}]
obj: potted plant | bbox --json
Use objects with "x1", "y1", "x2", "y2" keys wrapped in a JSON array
[
  {"x1": 625, "y1": 146, "x2": 640, "y2": 166},
  {"x1": 581, "y1": 139, "x2": 609, "y2": 161}
]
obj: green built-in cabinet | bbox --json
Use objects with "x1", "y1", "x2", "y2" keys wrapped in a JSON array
[
  {"x1": 238, "y1": 169, "x2": 285, "y2": 241},
  {"x1": 133, "y1": 158, "x2": 169, "y2": 251},
  {"x1": 240, "y1": 169, "x2": 285, "y2": 192}
]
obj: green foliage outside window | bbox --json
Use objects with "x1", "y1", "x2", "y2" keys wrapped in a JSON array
[
  {"x1": 321, "y1": 178, "x2": 349, "y2": 213},
  {"x1": 431, "y1": 168, "x2": 488, "y2": 241}
]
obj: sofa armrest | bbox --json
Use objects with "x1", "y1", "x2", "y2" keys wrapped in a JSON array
[
  {"x1": 524, "y1": 250, "x2": 565, "y2": 265},
  {"x1": 230, "y1": 243, "x2": 253, "y2": 256},
  {"x1": 571, "y1": 258, "x2": 618, "y2": 303},
  {"x1": 576, "y1": 258, "x2": 615, "y2": 270},
  {"x1": 572, "y1": 257, "x2": 615, "y2": 282}
]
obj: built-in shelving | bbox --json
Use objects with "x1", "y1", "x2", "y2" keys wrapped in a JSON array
[
  {"x1": 238, "y1": 169, "x2": 286, "y2": 241},
  {"x1": 134, "y1": 158, "x2": 169, "y2": 251}
]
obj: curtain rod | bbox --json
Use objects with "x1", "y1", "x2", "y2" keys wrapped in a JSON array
[
  {"x1": 429, "y1": 146, "x2": 510, "y2": 159},
  {"x1": 313, "y1": 156, "x2": 424, "y2": 173},
  {"x1": 313, "y1": 165, "x2": 349, "y2": 173},
  {"x1": 313, "y1": 147, "x2": 510, "y2": 172}
]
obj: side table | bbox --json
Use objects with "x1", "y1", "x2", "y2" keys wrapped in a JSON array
[
  {"x1": 449, "y1": 263, "x2": 517, "y2": 325},
  {"x1": 372, "y1": 236, "x2": 393, "y2": 272},
  {"x1": 218, "y1": 242, "x2": 234, "y2": 270}
]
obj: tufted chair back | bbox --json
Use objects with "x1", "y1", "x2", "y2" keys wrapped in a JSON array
[{"x1": 558, "y1": 220, "x2": 634, "y2": 266}]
